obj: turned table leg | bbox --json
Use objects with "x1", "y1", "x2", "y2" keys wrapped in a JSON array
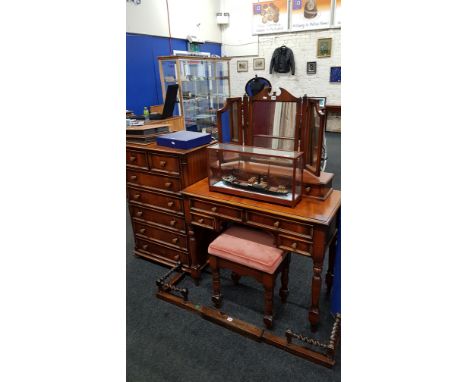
[
  {"x1": 309, "y1": 229, "x2": 327, "y2": 331},
  {"x1": 263, "y1": 277, "x2": 274, "y2": 329},
  {"x1": 279, "y1": 253, "x2": 290, "y2": 303},
  {"x1": 187, "y1": 224, "x2": 201, "y2": 285},
  {"x1": 326, "y1": 231, "x2": 338, "y2": 295}
]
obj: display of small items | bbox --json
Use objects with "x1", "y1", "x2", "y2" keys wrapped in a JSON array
[{"x1": 222, "y1": 172, "x2": 289, "y2": 196}]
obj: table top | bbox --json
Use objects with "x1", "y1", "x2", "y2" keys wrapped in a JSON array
[{"x1": 182, "y1": 178, "x2": 341, "y2": 226}]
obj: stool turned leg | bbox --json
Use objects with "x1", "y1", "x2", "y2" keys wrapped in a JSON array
[
  {"x1": 263, "y1": 278, "x2": 274, "y2": 329},
  {"x1": 230, "y1": 272, "x2": 241, "y2": 285},
  {"x1": 279, "y1": 253, "x2": 291, "y2": 303},
  {"x1": 210, "y1": 257, "x2": 223, "y2": 308}
]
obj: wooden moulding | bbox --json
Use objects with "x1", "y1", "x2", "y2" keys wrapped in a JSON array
[{"x1": 155, "y1": 272, "x2": 339, "y2": 368}]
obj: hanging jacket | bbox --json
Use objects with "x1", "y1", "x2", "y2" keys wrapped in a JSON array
[{"x1": 269, "y1": 46, "x2": 295, "y2": 75}]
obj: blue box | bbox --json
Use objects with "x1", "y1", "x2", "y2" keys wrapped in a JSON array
[{"x1": 156, "y1": 131, "x2": 212, "y2": 150}]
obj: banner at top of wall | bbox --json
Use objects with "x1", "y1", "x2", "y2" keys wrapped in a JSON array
[
  {"x1": 290, "y1": 0, "x2": 332, "y2": 31},
  {"x1": 251, "y1": 0, "x2": 338, "y2": 35},
  {"x1": 252, "y1": 0, "x2": 289, "y2": 35}
]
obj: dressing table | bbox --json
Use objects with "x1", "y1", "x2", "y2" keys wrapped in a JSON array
[{"x1": 182, "y1": 88, "x2": 341, "y2": 329}]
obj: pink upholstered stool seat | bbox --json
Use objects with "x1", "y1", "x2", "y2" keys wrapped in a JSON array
[
  {"x1": 208, "y1": 226, "x2": 285, "y2": 274},
  {"x1": 208, "y1": 225, "x2": 291, "y2": 329}
]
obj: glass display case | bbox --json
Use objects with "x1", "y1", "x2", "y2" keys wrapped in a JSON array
[
  {"x1": 208, "y1": 143, "x2": 303, "y2": 207},
  {"x1": 158, "y1": 56, "x2": 231, "y2": 140}
]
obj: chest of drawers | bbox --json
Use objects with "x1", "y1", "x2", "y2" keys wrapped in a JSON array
[{"x1": 126, "y1": 141, "x2": 210, "y2": 273}]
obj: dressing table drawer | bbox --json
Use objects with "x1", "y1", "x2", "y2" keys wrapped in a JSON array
[
  {"x1": 148, "y1": 154, "x2": 180, "y2": 175},
  {"x1": 126, "y1": 170, "x2": 181, "y2": 193},
  {"x1": 278, "y1": 235, "x2": 313, "y2": 256},
  {"x1": 126, "y1": 150, "x2": 148, "y2": 170},
  {"x1": 190, "y1": 199, "x2": 242, "y2": 221},
  {"x1": 245, "y1": 211, "x2": 313, "y2": 239},
  {"x1": 127, "y1": 188, "x2": 183, "y2": 214},
  {"x1": 135, "y1": 238, "x2": 189, "y2": 265},
  {"x1": 189, "y1": 212, "x2": 215, "y2": 230}
]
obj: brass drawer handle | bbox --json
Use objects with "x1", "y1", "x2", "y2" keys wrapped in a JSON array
[
  {"x1": 198, "y1": 218, "x2": 204, "y2": 224},
  {"x1": 142, "y1": 244, "x2": 148, "y2": 250},
  {"x1": 291, "y1": 242, "x2": 297, "y2": 250},
  {"x1": 130, "y1": 175, "x2": 137, "y2": 180},
  {"x1": 167, "y1": 201, "x2": 174, "y2": 208},
  {"x1": 274, "y1": 221, "x2": 280, "y2": 228},
  {"x1": 164, "y1": 182, "x2": 172, "y2": 188},
  {"x1": 169, "y1": 220, "x2": 177, "y2": 226},
  {"x1": 305, "y1": 186, "x2": 311, "y2": 193},
  {"x1": 160, "y1": 160, "x2": 167, "y2": 168},
  {"x1": 139, "y1": 228, "x2": 146, "y2": 234},
  {"x1": 172, "y1": 238, "x2": 179, "y2": 244},
  {"x1": 211, "y1": 206, "x2": 217, "y2": 212},
  {"x1": 129, "y1": 156, "x2": 136, "y2": 162},
  {"x1": 134, "y1": 194, "x2": 141, "y2": 200},
  {"x1": 136, "y1": 211, "x2": 143, "y2": 217}
]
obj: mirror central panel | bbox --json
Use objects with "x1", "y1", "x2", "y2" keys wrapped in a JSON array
[{"x1": 251, "y1": 102, "x2": 297, "y2": 151}]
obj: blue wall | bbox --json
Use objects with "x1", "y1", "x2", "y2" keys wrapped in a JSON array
[{"x1": 126, "y1": 33, "x2": 222, "y2": 115}]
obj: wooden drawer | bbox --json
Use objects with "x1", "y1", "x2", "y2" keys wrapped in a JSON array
[
  {"x1": 148, "y1": 153, "x2": 180, "y2": 175},
  {"x1": 191, "y1": 199, "x2": 242, "y2": 221},
  {"x1": 278, "y1": 235, "x2": 313, "y2": 256},
  {"x1": 127, "y1": 188, "x2": 183, "y2": 214},
  {"x1": 126, "y1": 149, "x2": 148, "y2": 170},
  {"x1": 129, "y1": 205, "x2": 185, "y2": 233},
  {"x1": 189, "y1": 212, "x2": 215, "y2": 230},
  {"x1": 245, "y1": 211, "x2": 313, "y2": 239},
  {"x1": 133, "y1": 222, "x2": 187, "y2": 250},
  {"x1": 126, "y1": 170, "x2": 181, "y2": 194},
  {"x1": 135, "y1": 238, "x2": 189, "y2": 265}
]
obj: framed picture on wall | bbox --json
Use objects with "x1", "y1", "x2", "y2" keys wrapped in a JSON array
[
  {"x1": 310, "y1": 96, "x2": 327, "y2": 108},
  {"x1": 317, "y1": 38, "x2": 332, "y2": 58},
  {"x1": 237, "y1": 60, "x2": 248, "y2": 72},
  {"x1": 253, "y1": 58, "x2": 265, "y2": 70},
  {"x1": 330, "y1": 66, "x2": 341, "y2": 82},
  {"x1": 307, "y1": 61, "x2": 317, "y2": 74}
]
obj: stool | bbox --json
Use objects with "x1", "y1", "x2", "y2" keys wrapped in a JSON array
[{"x1": 208, "y1": 225, "x2": 291, "y2": 329}]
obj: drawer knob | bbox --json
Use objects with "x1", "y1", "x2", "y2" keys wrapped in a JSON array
[
  {"x1": 139, "y1": 228, "x2": 146, "y2": 234},
  {"x1": 160, "y1": 160, "x2": 167, "y2": 168},
  {"x1": 211, "y1": 206, "x2": 217, "y2": 212},
  {"x1": 291, "y1": 242, "x2": 297, "y2": 250},
  {"x1": 164, "y1": 182, "x2": 172, "y2": 188},
  {"x1": 172, "y1": 238, "x2": 179, "y2": 244},
  {"x1": 167, "y1": 201, "x2": 174, "y2": 208},
  {"x1": 130, "y1": 175, "x2": 137, "y2": 180},
  {"x1": 142, "y1": 244, "x2": 148, "y2": 250},
  {"x1": 129, "y1": 156, "x2": 136, "y2": 162},
  {"x1": 198, "y1": 218, "x2": 204, "y2": 224},
  {"x1": 305, "y1": 186, "x2": 311, "y2": 193},
  {"x1": 134, "y1": 194, "x2": 141, "y2": 200},
  {"x1": 169, "y1": 220, "x2": 177, "y2": 226},
  {"x1": 136, "y1": 211, "x2": 143, "y2": 217},
  {"x1": 274, "y1": 221, "x2": 280, "y2": 228}
]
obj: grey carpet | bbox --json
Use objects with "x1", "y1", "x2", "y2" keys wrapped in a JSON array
[{"x1": 127, "y1": 132, "x2": 341, "y2": 381}]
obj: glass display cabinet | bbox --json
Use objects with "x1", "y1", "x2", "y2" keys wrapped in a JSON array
[
  {"x1": 207, "y1": 143, "x2": 303, "y2": 207},
  {"x1": 158, "y1": 56, "x2": 231, "y2": 139}
]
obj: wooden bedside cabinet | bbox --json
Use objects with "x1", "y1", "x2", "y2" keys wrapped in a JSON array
[{"x1": 126, "y1": 141, "x2": 211, "y2": 276}]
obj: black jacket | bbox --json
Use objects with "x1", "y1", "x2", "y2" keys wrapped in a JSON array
[{"x1": 269, "y1": 46, "x2": 295, "y2": 75}]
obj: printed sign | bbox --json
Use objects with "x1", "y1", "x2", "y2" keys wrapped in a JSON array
[
  {"x1": 252, "y1": 0, "x2": 289, "y2": 35},
  {"x1": 290, "y1": 0, "x2": 332, "y2": 31}
]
